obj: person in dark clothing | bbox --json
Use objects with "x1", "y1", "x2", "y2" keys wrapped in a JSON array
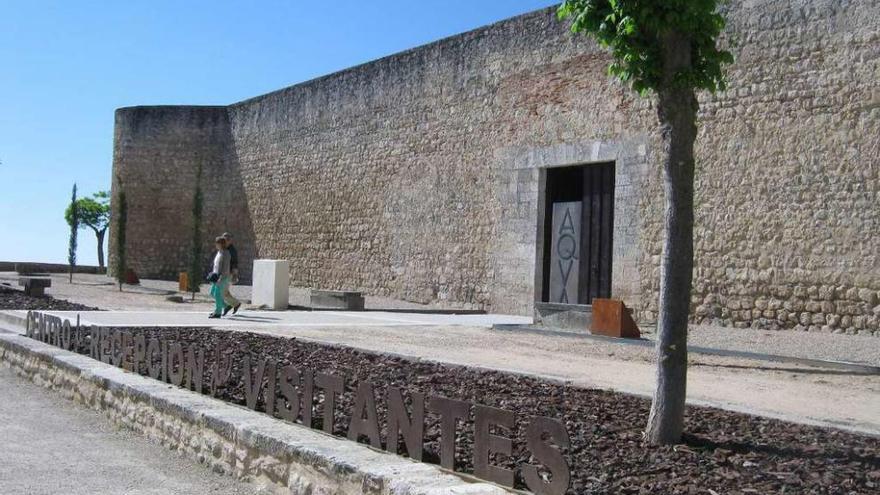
[{"x1": 221, "y1": 232, "x2": 241, "y2": 315}]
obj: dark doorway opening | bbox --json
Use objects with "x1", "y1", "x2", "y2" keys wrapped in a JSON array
[{"x1": 540, "y1": 162, "x2": 615, "y2": 305}]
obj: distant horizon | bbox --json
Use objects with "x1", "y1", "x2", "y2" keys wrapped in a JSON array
[{"x1": 0, "y1": 0, "x2": 557, "y2": 266}]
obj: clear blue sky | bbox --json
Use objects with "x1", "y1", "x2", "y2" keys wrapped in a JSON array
[{"x1": 0, "y1": 0, "x2": 557, "y2": 266}]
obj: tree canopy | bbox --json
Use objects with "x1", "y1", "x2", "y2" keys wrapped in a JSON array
[
  {"x1": 65, "y1": 191, "x2": 110, "y2": 233},
  {"x1": 558, "y1": 0, "x2": 733, "y2": 94}
]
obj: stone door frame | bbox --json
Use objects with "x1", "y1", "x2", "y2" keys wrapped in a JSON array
[{"x1": 529, "y1": 140, "x2": 649, "y2": 312}]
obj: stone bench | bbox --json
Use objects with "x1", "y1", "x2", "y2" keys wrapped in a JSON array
[
  {"x1": 19, "y1": 276, "x2": 51, "y2": 297},
  {"x1": 310, "y1": 290, "x2": 365, "y2": 311}
]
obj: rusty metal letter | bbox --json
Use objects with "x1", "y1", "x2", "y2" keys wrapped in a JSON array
[
  {"x1": 54, "y1": 316, "x2": 63, "y2": 346},
  {"x1": 243, "y1": 355, "x2": 266, "y2": 410},
  {"x1": 121, "y1": 332, "x2": 133, "y2": 370},
  {"x1": 47, "y1": 315, "x2": 58, "y2": 345},
  {"x1": 427, "y1": 396, "x2": 470, "y2": 471},
  {"x1": 100, "y1": 328, "x2": 112, "y2": 364},
  {"x1": 38, "y1": 313, "x2": 47, "y2": 342},
  {"x1": 43, "y1": 315, "x2": 54, "y2": 344},
  {"x1": 133, "y1": 334, "x2": 146, "y2": 374},
  {"x1": 473, "y1": 405, "x2": 515, "y2": 487},
  {"x1": 301, "y1": 370, "x2": 314, "y2": 427},
  {"x1": 386, "y1": 387, "x2": 424, "y2": 461},
  {"x1": 211, "y1": 343, "x2": 233, "y2": 396},
  {"x1": 522, "y1": 417, "x2": 571, "y2": 495},
  {"x1": 61, "y1": 319, "x2": 72, "y2": 350},
  {"x1": 25, "y1": 311, "x2": 34, "y2": 338},
  {"x1": 89, "y1": 326, "x2": 100, "y2": 359},
  {"x1": 74, "y1": 322, "x2": 87, "y2": 353},
  {"x1": 264, "y1": 360, "x2": 277, "y2": 416},
  {"x1": 277, "y1": 365, "x2": 301, "y2": 422},
  {"x1": 347, "y1": 381, "x2": 381, "y2": 448},
  {"x1": 146, "y1": 338, "x2": 161, "y2": 379},
  {"x1": 314, "y1": 373, "x2": 344, "y2": 434},
  {"x1": 110, "y1": 330, "x2": 123, "y2": 367},
  {"x1": 168, "y1": 342, "x2": 184, "y2": 386},
  {"x1": 33, "y1": 312, "x2": 41, "y2": 341},
  {"x1": 184, "y1": 346, "x2": 205, "y2": 394},
  {"x1": 160, "y1": 340, "x2": 169, "y2": 382},
  {"x1": 54, "y1": 316, "x2": 63, "y2": 345}
]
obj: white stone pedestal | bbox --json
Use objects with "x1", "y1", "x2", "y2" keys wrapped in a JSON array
[{"x1": 251, "y1": 260, "x2": 289, "y2": 310}]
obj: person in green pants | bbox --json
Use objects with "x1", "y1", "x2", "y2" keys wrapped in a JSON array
[
  {"x1": 208, "y1": 236, "x2": 231, "y2": 319},
  {"x1": 221, "y1": 232, "x2": 241, "y2": 315}
]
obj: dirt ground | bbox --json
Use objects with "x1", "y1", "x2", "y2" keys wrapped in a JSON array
[{"x1": 58, "y1": 326, "x2": 880, "y2": 494}]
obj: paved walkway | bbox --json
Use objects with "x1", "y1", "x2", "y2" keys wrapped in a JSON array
[
  {"x1": 6, "y1": 309, "x2": 530, "y2": 328},
  {"x1": 0, "y1": 366, "x2": 266, "y2": 495},
  {"x1": 6, "y1": 273, "x2": 879, "y2": 366},
  {"x1": 5, "y1": 309, "x2": 879, "y2": 437}
]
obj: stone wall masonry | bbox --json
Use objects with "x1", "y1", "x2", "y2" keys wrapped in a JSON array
[
  {"x1": 224, "y1": 10, "x2": 655, "y2": 315},
  {"x1": 110, "y1": 106, "x2": 258, "y2": 283},
  {"x1": 670, "y1": 0, "x2": 880, "y2": 334},
  {"x1": 111, "y1": 1, "x2": 880, "y2": 334},
  {"x1": 0, "y1": 331, "x2": 512, "y2": 494}
]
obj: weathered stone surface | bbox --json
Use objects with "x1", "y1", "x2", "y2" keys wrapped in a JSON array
[{"x1": 111, "y1": 1, "x2": 880, "y2": 332}]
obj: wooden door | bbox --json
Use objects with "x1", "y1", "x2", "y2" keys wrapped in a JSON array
[{"x1": 578, "y1": 163, "x2": 614, "y2": 304}]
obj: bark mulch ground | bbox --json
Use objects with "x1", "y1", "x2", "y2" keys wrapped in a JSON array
[
  {"x1": 5, "y1": 290, "x2": 879, "y2": 494},
  {"x1": 0, "y1": 286, "x2": 100, "y2": 311},
  {"x1": 113, "y1": 328, "x2": 880, "y2": 494}
]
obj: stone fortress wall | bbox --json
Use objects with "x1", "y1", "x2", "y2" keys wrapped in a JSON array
[{"x1": 111, "y1": 0, "x2": 880, "y2": 335}]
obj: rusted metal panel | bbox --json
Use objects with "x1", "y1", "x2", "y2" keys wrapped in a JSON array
[{"x1": 474, "y1": 405, "x2": 515, "y2": 487}]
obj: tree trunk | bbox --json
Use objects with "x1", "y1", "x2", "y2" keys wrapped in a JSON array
[
  {"x1": 645, "y1": 32, "x2": 699, "y2": 445},
  {"x1": 95, "y1": 229, "x2": 106, "y2": 269}
]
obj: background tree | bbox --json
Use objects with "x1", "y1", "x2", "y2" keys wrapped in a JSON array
[
  {"x1": 67, "y1": 183, "x2": 78, "y2": 283},
  {"x1": 65, "y1": 191, "x2": 111, "y2": 269},
  {"x1": 187, "y1": 163, "x2": 204, "y2": 300},
  {"x1": 558, "y1": 0, "x2": 733, "y2": 444},
  {"x1": 115, "y1": 185, "x2": 128, "y2": 292}
]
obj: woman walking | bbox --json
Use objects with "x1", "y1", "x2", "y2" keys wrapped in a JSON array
[{"x1": 208, "y1": 236, "x2": 231, "y2": 319}]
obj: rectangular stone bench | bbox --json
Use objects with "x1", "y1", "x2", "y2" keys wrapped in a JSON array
[
  {"x1": 310, "y1": 290, "x2": 365, "y2": 311},
  {"x1": 18, "y1": 276, "x2": 51, "y2": 297}
]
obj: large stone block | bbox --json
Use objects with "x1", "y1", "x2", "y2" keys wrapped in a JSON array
[
  {"x1": 252, "y1": 260, "x2": 289, "y2": 310},
  {"x1": 534, "y1": 302, "x2": 592, "y2": 333},
  {"x1": 310, "y1": 290, "x2": 365, "y2": 311}
]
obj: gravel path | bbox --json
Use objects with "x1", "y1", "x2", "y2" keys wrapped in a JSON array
[
  {"x1": 225, "y1": 323, "x2": 880, "y2": 435},
  {"x1": 0, "y1": 366, "x2": 267, "y2": 495},
  {"x1": 682, "y1": 324, "x2": 880, "y2": 366},
  {"x1": 0, "y1": 272, "x2": 449, "y2": 312}
]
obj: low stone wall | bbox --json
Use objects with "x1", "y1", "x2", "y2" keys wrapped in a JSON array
[
  {"x1": 0, "y1": 331, "x2": 510, "y2": 494},
  {"x1": 0, "y1": 261, "x2": 106, "y2": 275}
]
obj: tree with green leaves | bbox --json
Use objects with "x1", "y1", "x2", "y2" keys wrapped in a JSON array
[
  {"x1": 558, "y1": 0, "x2": 733, "y2": 444},
  {"x1": 187, "y1": 163, "x2": 205, "y2": 300},
  {"x1": 115, "y1": 185, "x2": 128, "y2": 292},
  {"x1": 65, "y1": 191, "x2": 111, "y2": 269},
  {"x1": 67, "y1": 183, "x2": 78, "y2": 283}
]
